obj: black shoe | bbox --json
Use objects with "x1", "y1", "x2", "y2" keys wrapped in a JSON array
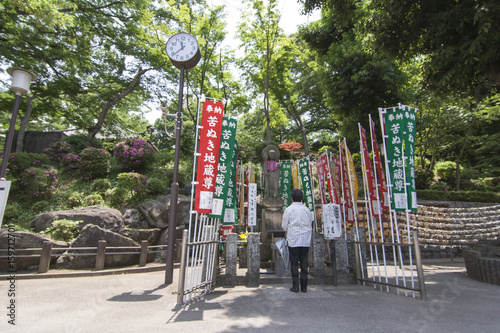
[
  {"x1": 301, "y1": 287, "x2": 307, "y2": 293},
  {"x1": 290, "y1": 287, "x2": 299, "y2": 293}
]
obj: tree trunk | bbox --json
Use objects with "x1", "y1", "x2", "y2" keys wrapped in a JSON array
[
  {"x1": 15, "y1": 94, "x2": 37, "y2": 153},
  {"x1": 85, "y1": 68, "x2": 152, "y2": 147},
  {"x1": 455, "y1": 114, "x2": 476, "y2": 190}
]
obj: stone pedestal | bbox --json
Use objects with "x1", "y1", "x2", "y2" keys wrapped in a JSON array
[
  {"x1": 312, "y1": 232, "x2": 325, "y2": 284},
  {"x1": 246, "y1": 232, "x2": 260, "y2": 287},
  {"x1": 261, "y1": 197, "x2": 285, "y2": 241}
]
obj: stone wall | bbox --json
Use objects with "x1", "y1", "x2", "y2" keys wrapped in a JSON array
[{"x1": 353, "y1": 201, "x2": 500, "y2": 258}]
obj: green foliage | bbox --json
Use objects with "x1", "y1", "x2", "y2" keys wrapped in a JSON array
[
  {"x1": 6, "y1": 152, "x2": 49, "y2": 179},
  {"x1": 61, "y1": 153, "x2": 82, "y2": 170},
  {"x1": 433, "y1": 161, "x2": 462, "y2": 187},
  {"x1": 31, "y1": 200, "x2": 51, "y2": 214},
  {"x1": 41, "y1": 219, "x2": 81, "y2": 242},
  {"x1": 90, "y1": 179, "x2": 112, "y2": 193},
  {"x1": 44, "y1": 141, "x2": 74, "y2": 163},
  {"x1": 18, "y1": 167, "x2": 58, "y2": 200},
  {"x1": 147, "y1": 177, "x2": 167, "y2": 195},
  {"x1": 117, "y1": 172, "x2": 149, "y2": 199},
  {"x1": 83, "y1": 193, "x2": 105, "y2": 206},
  {"x1": 417, "y1": 190, "x2": 500, "y2": 203},
  {"x1": 113, "y1": 138, "x2": 156, "y2": 172},
  {"x1": 64, "y1": 134, "x2": 103, "y2": 153},
  {"x1": 80, "y1": 147, "x2": 110, "y2": 180},
  {"x1": 429, "y1": 181, "x2": 450, "y2": 192},
  {"x1": 68, "y1": 192, "x2": 85, "y2": 208},
  {"x1": 2, "y1": 202, "x2": 35, "y2": 230},
  {"x1": 105, "y1": 187, "x2": 130, "y2": 208},
  {"x1": 415, "y1": 166, "x2": 435, "y2": 190}
]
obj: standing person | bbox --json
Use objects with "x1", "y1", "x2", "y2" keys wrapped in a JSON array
[{"x1": 282, "y1": 189, "x2": 313, "y2": 293}]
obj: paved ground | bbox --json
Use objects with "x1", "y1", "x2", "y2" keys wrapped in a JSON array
[{"x1": 1, "y1": 259, "x2": 499, "y2": 333}]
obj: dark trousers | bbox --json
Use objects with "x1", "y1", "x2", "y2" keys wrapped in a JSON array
[{"x1": 288, "y1": 246, "x2": 309, "y2": 289}]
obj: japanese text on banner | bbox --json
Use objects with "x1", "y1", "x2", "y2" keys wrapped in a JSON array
[
  {"x1": 195, "y1": 101, "x2": 224, "y2": 213},
  {"x1": 298, "y1": 159, "x2": 316, "y2": 223},
  {"x1": 280, "y1": 161, "x2": 292, "y2": 210},
  {"x1": 209, "y1": 116, "x2": 237, "y2": 220},
  {"x1": 383, "y1": 108, "x2": 407, "y2": 211}
]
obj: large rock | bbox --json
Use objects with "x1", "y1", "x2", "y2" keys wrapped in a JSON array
[
  {"x1": 30, "y1": 206, "x2": 125, "y2": 233},
  {"x1": 0, "y1": 231, "x2": 68, "y2": 272},
  {"x1": 122, "y1": 228, "x2": 162, "y2": 244},
  {"x1": 122, "y1": 208, "x2": 148, "y2": 229},
  {"x1": 137, "y1": 194, "x2": 191, "y2": 230},
  {"x1": 56, "y1": 224, "x2": 139, "y2": 269}
]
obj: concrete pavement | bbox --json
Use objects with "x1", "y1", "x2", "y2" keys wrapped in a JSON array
[{"x1": 1, "y1": 260, "x2": 499, "y2": 333}]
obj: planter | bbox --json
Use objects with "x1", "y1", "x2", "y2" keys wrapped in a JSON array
[{"x1": 463, "y1": 249, "x2": 500, "y2": 285}]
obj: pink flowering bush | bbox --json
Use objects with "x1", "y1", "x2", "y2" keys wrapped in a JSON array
[
  {"x1": 80, "y1": 147, "x2": 110, "y2": 180},
  {"x1": 19, "y1": 167, "x2": 58, "y2": 199},
  {"x1": 114, "y1": 138, "x2": 155, "y2": 172},
  {"x1": 44, "y1": 141, "x2": 74, "y2": 163},
  {"x1": 5, "y1": 152, "x2": 48, "y2": 178},
  {"x1": 61, "y1": 153, "x2": 83, "y2": 170}
]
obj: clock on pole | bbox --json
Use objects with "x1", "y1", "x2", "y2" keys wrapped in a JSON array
[
  {"x1": 164, "y1": 32, "x2": 201, "y2": 285},
  {"x1": 165, "y1": 32, "x2": 201, "y2": 70}
]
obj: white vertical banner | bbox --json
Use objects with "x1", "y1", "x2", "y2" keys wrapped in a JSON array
[
  {"x1": 322, "y1": 203, "x2": 342, "y2": 239},
  {"x1": 247, "y1": 183, "x2": 257, "y2": 227},
  {"x1": 0, "y1": 181, "x2": 11, "y2": 228}
]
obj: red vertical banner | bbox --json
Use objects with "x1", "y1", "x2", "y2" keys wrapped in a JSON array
[
  {"x1": 316, "y1": 154, "x2": 327, "y2": 205},
  {"x1": 195, "y1": 101, "x2": 224, "y2": 213},
  {"x1": 370, "y1": 117, "x2": 390, "y2": 210},
  {"x1": 330, "y1": 154, "x2": 342, "y2": 205},
  {"x1": 340, "y1": 148, "x2": 355, "y2": 224},
  {"x1": 360, "y1": 125, "x2": 382, "y2": 218}
]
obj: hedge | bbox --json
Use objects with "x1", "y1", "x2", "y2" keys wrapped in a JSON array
[{"x1": 416, "y1": 190, "x2": 500, "y2": 203}]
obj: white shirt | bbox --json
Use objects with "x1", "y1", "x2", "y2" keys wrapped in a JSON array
[{"x1": 282, "y1": 202, "x2": 313, "y2": 247}]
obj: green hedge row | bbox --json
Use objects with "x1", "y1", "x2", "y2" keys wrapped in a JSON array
[{"x1": 417, "y1": 190, "x2": 500, "y2": 203}]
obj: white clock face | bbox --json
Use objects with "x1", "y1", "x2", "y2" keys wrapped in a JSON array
[{"x1": 166, "y1": 33, "x2": 199, "y2": 62}]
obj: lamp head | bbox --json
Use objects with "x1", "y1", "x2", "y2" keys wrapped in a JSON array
[{"x1": 7, "y1": 67, "x2": 38, "y2": 95}]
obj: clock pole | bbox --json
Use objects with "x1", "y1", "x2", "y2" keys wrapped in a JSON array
[{"x1": 165, "y1": 65, "x2": 185, "y2": 285}]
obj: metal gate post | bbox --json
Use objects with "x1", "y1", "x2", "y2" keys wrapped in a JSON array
[
  {"x1": 177, "y1": 229, "x2": 189, "y2": 305},
  {"x1": 413, "y1": 231, "x2": 427, "y2": 300}
]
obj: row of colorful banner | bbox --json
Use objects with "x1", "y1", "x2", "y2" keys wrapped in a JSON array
[{"x1": 193, "y1": 100, "x2": 417, "y2": 236}]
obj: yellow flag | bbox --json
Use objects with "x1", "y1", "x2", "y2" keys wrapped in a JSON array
[
  {"x1": 291, "y1": 162, "x2": 300, "y2": 189},
  {"x1": 341, "y1": 139, "x2": 358, "y2": 205}
]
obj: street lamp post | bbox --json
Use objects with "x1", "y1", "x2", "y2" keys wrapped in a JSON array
[{"x1": 0, "y1": 68, "x2": 38, "y2": 180}]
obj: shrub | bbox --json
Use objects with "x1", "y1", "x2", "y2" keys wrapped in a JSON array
[
  {"x1": 105, "y1": 187, "x2": 130, "y2": 208},
  {"x1": 91, "y1": 178, "x2": 112, "y2": 193},
  {"x1": 41, "y1": 219, "x2": 81, "y2": 242},
  {"x1": 6, "y1": 152, "x2": 49, "y2": 179},
  {"x1": 117, "y1": 172, "x2": 149, "y2": 199},
  {"x1": 44, "y1": 141, "x2": 74, "y2": 163},
  {"x1": 417, "y1": 190, "x2": 500, "y2": 203},
  {"x1": 147, "y1": 177, "x2": 167, "y2": 195},
  {"x1": 415, "y1": 166, "x2": 434, "y2": 190},
  {"x1": 83, "y1": 193, "x2": 105, "y2": 206},
  {"x1": 433, "y1": 161, "x2": 462, "y2": 188},
  {"x1": 64, "y1": 134, "x2": 102, "y2": 153},
  {"x1": 429, "y1": 181, "x2": 449, "y2": 191},
  {"x1": 80, "y1": 147, "x2": 110, "y2": 180},
  {"x1": 68, "y1": 192, "x2": 85, "y2": 208},
  {"x1": 18, "y1": 167, "x2": 58, "y2": 199},
  {"x1": 2, "y1": 203, "x2": 35, "y2": 230},
  {"x1": 114, "y1": 138, "x2": 156, "y2": 172},
  {"x1": 31, "y1": 200, "x2": 51, "y2": 214},
  {"x1": 61, "y1": 153, "x2": 83, "y2": 170}
]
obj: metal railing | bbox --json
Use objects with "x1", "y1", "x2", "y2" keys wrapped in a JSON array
[
  {"x1": 353, "y1": 230, "x2": 427, "y2": 300},
  {"x1": 0, "y1": 240, "x2": 170, "y2": 273}
]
